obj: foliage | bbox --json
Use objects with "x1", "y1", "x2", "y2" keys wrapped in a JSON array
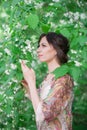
[{"x1": 0, "y1": 0, "x2": 87, "y2": 129}]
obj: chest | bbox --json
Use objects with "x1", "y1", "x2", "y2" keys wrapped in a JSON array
[{"x1": 39, "y1": 78, "x2": 55, "y2": 100}]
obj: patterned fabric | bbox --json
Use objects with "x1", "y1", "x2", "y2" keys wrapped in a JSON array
[{"x1": 36, "y1": 74, "x2": 74, "y2": 130}]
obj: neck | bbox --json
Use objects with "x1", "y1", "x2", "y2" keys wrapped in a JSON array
[{"x1": 47, "y1": 59, "x2": 60, "y2": 73}]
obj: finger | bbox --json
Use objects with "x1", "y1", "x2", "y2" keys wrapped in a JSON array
[
  {"x1": 30, "y1": 68, "x2": 33, "y2": 72},
  {"x1": 21, "y1": 60, "x2": 26, "y2": 67},
  {"x1": 21, "y1": 62, "x2": 25, "y2": 71},
  {"x1": 21, "y1": 61, "x2": 30, "y2": 69},
  {"x1": 21, "y1": 80, "x2": 28, "y2": 85},
  {"x1": 21, "y1": 61, "x2": 27, "y2": 71}
]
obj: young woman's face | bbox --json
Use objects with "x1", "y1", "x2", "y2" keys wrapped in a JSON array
[{"x1": 37, "y1": 36, "x2": 57, "y2": 63}]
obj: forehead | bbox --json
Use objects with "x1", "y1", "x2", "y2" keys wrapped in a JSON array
[
  {"x1": 39, "y1": 36, "x2": 49, "y2": 45},
  {"x1": 39, "y1": 36, "x2": 55, "y2": 49}
]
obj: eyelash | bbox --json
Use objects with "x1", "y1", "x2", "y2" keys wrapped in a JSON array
[
  {"x1": 37, "y1": 44, "x2": 46, "y2": 48},
  {"x1": 42, "y1": 44, "x2": 46, "y2": 47}
]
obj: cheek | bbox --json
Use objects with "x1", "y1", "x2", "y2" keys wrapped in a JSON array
[
  {"x1": 45, "y1": 49, "x2": 57, "y2": 59},
  {"x1": 48, "y1": 48, "x2": 57, "y2": 56}
]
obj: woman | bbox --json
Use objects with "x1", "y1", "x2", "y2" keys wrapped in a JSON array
[{"x1": 21, "y1": 32, "x2": 74, "y2": 130}]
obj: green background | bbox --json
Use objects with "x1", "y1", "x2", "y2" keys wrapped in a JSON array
[{"x1": 0, "y1": 0, "x2": 87, "y2": 129}]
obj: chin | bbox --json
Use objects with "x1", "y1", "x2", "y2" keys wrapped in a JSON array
[
  {"x1": 39, "y1": 59, "x2": 47, "y2": 62},
  {"x1": 39, "y1": 60, "x2": 45, "y2": 62}
]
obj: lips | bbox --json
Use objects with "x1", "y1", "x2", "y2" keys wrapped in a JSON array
[{"x1": 38, "y1": 54, "x2": 43, "y2": 57}]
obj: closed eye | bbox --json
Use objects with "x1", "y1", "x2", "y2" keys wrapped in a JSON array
[
  {"x1": 37, "y1": 44, "x2": 46, "y2": 48},
  {"x1": 42, "y1": 44, "x2": 46, "y2": 47}
]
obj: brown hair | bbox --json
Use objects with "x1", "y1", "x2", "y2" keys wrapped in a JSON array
[{"x1": 38, "y1": 32, "x2": 70, "y2": 64}]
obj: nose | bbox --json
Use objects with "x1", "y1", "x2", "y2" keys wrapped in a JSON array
[{"x1": 37, "y1": 46, "x2": 41, "y2": 54}]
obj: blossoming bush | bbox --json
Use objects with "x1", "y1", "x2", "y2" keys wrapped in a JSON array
[{"x1": 0, "y1": 0, "x2": 87, "y2": 129}]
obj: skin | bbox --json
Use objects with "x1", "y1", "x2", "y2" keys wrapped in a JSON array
[
  {"x1": 21, "y1": 36, "x2": 60, "y2": 114},
  {"x1": 37, "y1": 36, "x2": 60, "y2": 73}
]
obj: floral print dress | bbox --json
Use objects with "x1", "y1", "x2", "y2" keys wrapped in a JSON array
[{"x1": 36, "y1": 73, "x2": 74, "y2": 130}]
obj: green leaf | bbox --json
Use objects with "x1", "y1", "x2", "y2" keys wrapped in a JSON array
[
  {"x1": 12, "y1": 0, "x2": 21, "y2": 6},
  {"x1": 41, "y1": 24, "x2": 50, "y2": 33},
  {"x1": 52, "y1": 64, "x2": 69, "y2": 79},
  {"x1": 79, "y1": 28, "x2": 87, "y2": 35},
  {"x1": 4, "y1": 105, "x2": 12, "y2": 114},
  {"x1": 70, "y1": 38, "x2": 78, "y2": 48},
  {"x1": 28, "y1": 14, "x2": 39, "y2": 29},
  {"x1": 82, "y1": 61, "x2": 87, "y2": 69},
  {"x1": 77, "y1": 36, "x2": 87, "y2": 46},
  {"x1": 69, "y1": 66, "x2": 81, "y2": 81},
  {"x1": 60, "y1": 28, "x2": 70, "y2": 38}
]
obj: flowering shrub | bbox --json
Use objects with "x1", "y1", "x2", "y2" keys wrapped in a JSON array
[{"x1": 0, "y1": 0, "x2": 87, "y2": 129}]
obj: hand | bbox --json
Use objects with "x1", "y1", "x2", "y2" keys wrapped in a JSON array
[
  {"x1": 21, "y1": 79, "x2": 31, "y2": 99},
  {"x1": 21, "y1": 60, "x2": 36, "y2": 87},
  {"x1": 21, "y1": 79, "x2": 29, "y2": 93}
]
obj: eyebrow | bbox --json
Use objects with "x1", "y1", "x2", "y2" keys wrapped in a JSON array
[{"x1": 39, "y1": 42, "x2": 47, "y2": 45}]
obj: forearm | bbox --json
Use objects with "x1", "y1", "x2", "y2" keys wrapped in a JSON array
[{"x1": 28, "y1": 83, "x2": 40, "y2": 114}]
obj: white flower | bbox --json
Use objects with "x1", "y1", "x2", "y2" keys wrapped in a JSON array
[
  {"x1": 70, "y1": 18, "x2": 73, "y2": 23},
  {"x1": 31, "y1": 35, "x2": 37, "y2": 42},
  {"x1": 74, "y1": 81, "x2": 78, "y2": 86},
  {"x1": 74, "y1": 15, "x2": 79, "y2": 21},
  {"x1": 24, "y1": 0, "x2": 32, "y2": 4},
  {"x1": 15, "y1": 44, "x2": 18, "y2": 47},
  {"x1": 64, "y1": 12, "x2": 69, "y2": 17},
  {"x1": 4, "y1": 48, "x2": 11, "y2": 55},
  {"x1": 20, "y1": 45, "x2": 23, "y2": 49},
  {"x1": 22, "y1": 25, "x2": 28, "y2": 30},
  {"x1": 5, "y1": 70, "x2": 10, "y2": 75},
  {"x1": 34, "y1": 2, "x2": 44, "y2": 9},
  {"x1": 74, "y1": 24, "x2": 78, "y2": 28},
  {"x1": 11, "y1": 5, "x2": 13, "y2": 10},
  {"x1": 45, "y1": 12, "x2": 54, "y2": 17},
  {"x1": 8, "y1": 81, "x2": 12, "y2": 85},
  {"x1": 60, "y1": 20, "x2": 66, "y2": 25},
  {"x1": 19, "y1": 127, "x2": 26, "y2": 130},
  {"x1": 74, "y1": 61, "x2": 82, "y2": 67},
  {"x1": 71, "y1": 49, "x2": 77, "y2": 54},
  {"x1": 25, "y1": 44, "x2": 32, "y2": 52},
  {"x1": 80, "y1": 13, "x2": 86, "y2": 19},
  {"x1": 19, "y1": 59, "x2": 22, "y2": 63},
  {"x1": 12, "y1": 78, "x2": 18, "y2": 83},
  {"x1": 25, "y1": 39, "x2": 31, "y2": 45},
  {"x1": 9, "y1": 96, "x2": 14, "y2": 100},
  {"x1": 15, "y1": 38, "x2": 18, "y2": 41},
  {"x1": 50, "y1": 22, "x2": 57, "y2": 28},
  {"x1": 0, "y1": 91, "x2": 4, "y2": 95},
  {"x1": 79, "y1": 33, "x2": 82, "y2": 36},
  {"x1": 0, "y1": 108, "x2": 3, "y2": 112},
  {"x1": 16, "y1": 22, "x2": 22, "y2": 28},
  {"x1": 74, "y1": 12, "x2": 79, "y2": 20},
  {"x1": 52, "y1": 0, "x2": 60, "y2": 2},
  {"x1": 49, "y1": 3, "x2": 54, "y2": 6},
  {"x1": 22, "y1": 48, "x2": 27, "y2": 54},
  {"x1": 1, "y1": 12, "x2": 8, "y2": 18},
  {"x1": 76, "y1": 0, "x2": 81, "y2": 7},
  {"x1": 19, "y1": 59, "x2": 28, "y2": 64},
  {"x1": 31, "y1": 61, "x2": 36, "y2": 67},
  {"x1": 2, "y1": 24, "x2": 12, "y2": 39},
  {"x1": 11, "y1": 63, "x2": 17, "y2": 70}
]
